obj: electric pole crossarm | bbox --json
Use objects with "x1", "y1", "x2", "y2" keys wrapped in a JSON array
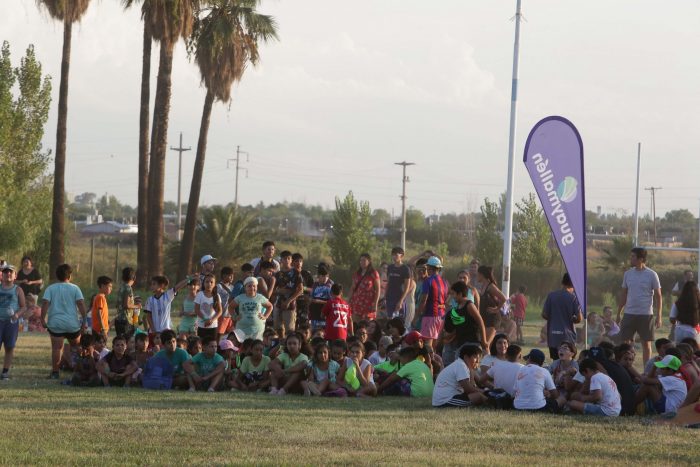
[
  {"x1": 227, "y1": 145, "x2": 250, "y2": 208},
  {"x1": 394, "y1": 161, "x2": 415, "y2": 251},
  {"x1": 170, "y1": 132, "x2": 191, "y2": 241}
]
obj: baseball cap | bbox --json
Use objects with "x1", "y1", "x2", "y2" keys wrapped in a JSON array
[
  {"x1": 426, "y1": 256, "x2": 443, "y2": 268},
  {"x1": 243, "y1": 276, "x2": 257, "y2": 286},
  {"x1": 524, "y1": 348, "x2": 545, "y2": 365},
  {"x1": 1, "y1": 264, "x2": 16, "y2": 272},
  {"x1": 403, "y1": 331, "x2": 426, "y2": 346},
  {"x1": 654, "y1": 355, "x2": 681, "y2": 371},
  {"x1": 219, "y1": 339, "x2": 239, "y2": 352},
  {"x1": 200, "y1": 254, "x2": 216, "y2": 265}
]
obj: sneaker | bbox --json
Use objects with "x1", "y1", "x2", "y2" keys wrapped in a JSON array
[
  {"x1": 277, "y1": 388, "x2": 286, "y2": 396},
  {"x1": 188, "y1": 387, "x2": 196, "y2": 392},
  {"x1": 269, "y1": 387, "x2": 279, "y2": 395},
  {"x1": 1, "y1": 373, "x2": 9, "y2": 381},
  {"x1": 207, "y1": 387, "x2": 216, "y2": 393},
  {"x1": 48, "y1": 371, "x2": 59, "y2": 380}
]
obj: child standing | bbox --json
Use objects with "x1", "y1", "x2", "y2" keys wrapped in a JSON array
[
  {"x1": 230, "y1": 277, "x2": 273, "y2": 341},
  {"x1": 308, "y1": 264, "x2": 334, "y2": 330},
  {"x1": 91, "y1": 276, "x2": 113, "y2": 343},
  {"x1": 302, "y1": 342, "x2": 340, "y2": 396},
  {"x1": 178, "y1": 279, "x2": 199, "y2": 338},
  {"x1": 322, "y1": 284, "x2": 353, "y2": 342},
  {"x1": 143, "y1": 275, "x2": 189, "y2": 346},
  {"x1": 195, "y1": 274, "x2": 222, "y2": 343},
  {"x1": 509, "y1": 285, "x2": 527, "y2": 344},
  {"x1": 217, "y1": 267, "x2": 235, "y2": 340},
  {"x1": 115, "y1": 267, "x2": 140, "y2": 337},
  {"x1": 0, "y1": 264, "x2": 26, "y2": 380}
]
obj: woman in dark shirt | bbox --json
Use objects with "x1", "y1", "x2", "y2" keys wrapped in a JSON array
[{"x1": 16, "y1": 256, "x2": 42, "y2": 296}]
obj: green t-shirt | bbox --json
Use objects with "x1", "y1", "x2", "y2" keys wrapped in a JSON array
[
  {"x1": 192, "y1": 352, "x2": 225, "y2": 376},
  {"x1": 239, "y1": 355, "x2": 271, "y2": 376},
  {"x1": 43, "y1": 282, "x2": 85, "y2": 333},
  {"x1": 276, "y1": 352, "x2": 308, "y2": 372},
  {"x1": 374, "y1": 360, "x2": 399, "y2": 374},
  {"x1": 396, "y1": 359, "x2": 434, "y2": 397},
  {"x1": 233, "y1": 293, "x2": 269, "y2": 340},
  {"x1": 116, "y1": 283, "x2": 134, "y2": 320},
  {"x1": 154, "y1": 348, "x2": 191, "y2": 375}
]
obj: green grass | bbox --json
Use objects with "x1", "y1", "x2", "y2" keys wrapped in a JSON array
[{"x1": 0, "y1": 333, "x2": 695, "y2": 466}]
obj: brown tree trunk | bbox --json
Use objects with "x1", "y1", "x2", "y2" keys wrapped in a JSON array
[
  {"x1": 49, "y1": 18, "x2": 72, "y2": 278},
  {"x1": 136, "y1": 26, "x2": 151, "y2": 286},
  {"x1": 178, "y1": 89, "x2": 214, "y2": 279},
  {"x1": 147, "y1": 41, "x2": 175, "y2": 276}
]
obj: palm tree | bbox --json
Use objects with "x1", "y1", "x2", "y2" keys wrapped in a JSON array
[
  {"x1": 195, "y1": 205, "x2": 260, "y2": 266},
  {"x1": 122, "y1": 0, "x2": 153, "y2": 285},
  {"x1": 143, "y1": 0, "x2": 196, "y2": 275},
  {"x1": 177, "y1": 0, "x2": 277, "y2": 278},
  {"x1": 37, "y1": 0, "x2": 91, "y2": 276}
]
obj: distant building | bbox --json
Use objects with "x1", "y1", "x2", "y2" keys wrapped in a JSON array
[{"x1": 80, "y1": 221, "x2": 137, "y2": 236}]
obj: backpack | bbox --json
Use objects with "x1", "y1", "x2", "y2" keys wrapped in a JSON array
[{"x1": 141, "y1": 356, "x2": 174, "y2": 390}]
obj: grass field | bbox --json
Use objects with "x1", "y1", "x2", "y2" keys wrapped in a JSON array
[{"x1": 0, "y1": 330, "x2": 697, "y2": 466}]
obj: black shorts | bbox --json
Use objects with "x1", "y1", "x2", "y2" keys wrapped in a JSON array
[
  {"x1": 48, "y1": 328, "x2": 81, "y2": 340},
  {"x1": 619, "y1": 314, "x2": 655, "y2": 342},
  {"x1": 481, "y1": 310, "x2": 501, "y2": 329}
]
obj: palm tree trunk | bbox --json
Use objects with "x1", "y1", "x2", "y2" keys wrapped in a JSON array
[
  {"x1": 136, "y1": 25, "x2": 151, "y2": 285},
  {"x1": 49, "y1": 17, "x2": 72, "y2": 277},
  {"x1": 178, "y1": 89, "x2": 214, "y2": 279},
  {"x1": 147, "y1": 41, "x2": 175, "y2": 275}
]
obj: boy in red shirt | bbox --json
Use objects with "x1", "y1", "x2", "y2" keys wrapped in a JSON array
[{"x1": 322, "y1": 284, "x2": 353, "y2": 341}]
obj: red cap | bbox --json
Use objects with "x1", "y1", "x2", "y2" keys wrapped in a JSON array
[{"x1": 403, "y1": 331, "x2": 425, "y2": 346}]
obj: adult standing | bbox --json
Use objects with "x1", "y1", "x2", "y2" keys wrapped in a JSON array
[
  {"x1": 616, "y1": 247, "x2": 662, "y2": 365},
  {"x1": 15, "y1": 255, "x2": 43, "y2": 297},
  {"x1": 476, "y1": 266, "x2": 506, "y2": 350},
  {"x1": 40, "y1": 264, "x2": 87, "y2": 379},
  {"x1": 0, "y1": 265, "x2": 26, "y2": 380},
  {"x1": 468, "y1": 258, "x2": 483, "y2": 291},
  {"x1": 542, "y1": 273, "x2": 583, "y2": 360},
  {"x1": 415, "y1": 256, "x2": 448, "y2": 349},
  {"x1": 385, "y1": 247, "x2": 412, "y2": 320},
  {"x1": 669, "y1": 281, "x2": 700, "y2": 345},
  {"x1": 348, "y1": 253, "x2": 381, "y2": 323},
  {"x1": 198, "y1": 254, "x2": 217, "y2": 288}
]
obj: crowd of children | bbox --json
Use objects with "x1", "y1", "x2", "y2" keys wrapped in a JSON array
[{"x1": 1, "y1": 242, "x2": 699, "y2": 423}]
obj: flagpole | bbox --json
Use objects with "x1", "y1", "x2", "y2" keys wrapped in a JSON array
[{"x1": 501, "y1": 0, "x2": 523, "y2": 298}]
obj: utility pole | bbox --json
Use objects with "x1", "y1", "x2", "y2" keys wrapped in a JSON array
[
  {"x1": 633, "y1": 143, "x2": 641, "y2": 246},
  {"x1": 227, "y1": 145, "x2": 249, "y2": 208},
  {"x1": 394, "y1": 161, "x2": 415, "y2": 251},
  {"x1": 645, "y1": 186, "x2": 662, "y2": 245},
  {"x1": 170, "y1": 132, "x2": 191, "y2": 241}
]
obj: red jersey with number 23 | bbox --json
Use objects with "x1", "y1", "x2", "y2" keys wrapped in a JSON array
[{"x1": 322, "y1": 297, "x2": 352, "y2": 341}]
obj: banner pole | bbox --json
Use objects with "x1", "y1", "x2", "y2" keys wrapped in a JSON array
[{"x1": 501, "y1": 0, "x2": 523, "y2": 298}]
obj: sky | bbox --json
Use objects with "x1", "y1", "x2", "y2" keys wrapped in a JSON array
[{"x1": 2, "y1": 0, "x2": 700, "y2": 219}]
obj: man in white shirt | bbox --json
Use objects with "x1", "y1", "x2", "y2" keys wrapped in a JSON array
[
  {"x1": 567, "y1": 358, "x2": 621, "y2": 416},
  {"x1": 513, "y1": 349, "x2": 560, "y2": 412},
  {"x1": 617, "y1": 247, "x2": 662, "y2": 364}
]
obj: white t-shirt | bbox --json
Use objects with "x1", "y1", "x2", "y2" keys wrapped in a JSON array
[
  {"x1": 144, "y1": 288, "x2": 176, "y2": 332},
  {"x1": 194, "y1": 291, "x2": 220, "y2": 329},
  {"x1": 589, "y1": 372, "x2": 621, "y2": 416},
  {"x1": 368, "y1": 351, "x2": 385, "y2": 366},
  {"x1": 487, "y1": 360, "x2": 523, "y2": 396},
  {"x1": 513, "y1": 364, "x2": 556, "y2": 410},
  {"x1": 432, "y1": 359, "x2": 470, "y2": 406},
  {"x1": 659, "y1": 374, "x2": 688, "y2": 413},
  {"x1": 621, "y1": 267, "x2": 660, "y2": 316},
  {"x1": 669, "y1": 303, "x2": 698, "y2": 335}
]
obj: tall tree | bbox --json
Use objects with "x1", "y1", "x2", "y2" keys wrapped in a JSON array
[
  {"x1": 122, "y1": 0, "x2": 153, "y2": 285},
  {"x1": 178, "y1": 0, "x2": 277, "y2": 278},
  {"x1": 37, "y1": 0, "x2": 91, "y2": 277},
  {"x1": 475, "y1": 197, "x2": 503, "y2": 267},
  {"x1": 144, "y1": 0, "x2": 196, "y2": 275},
  {"x1": 329, "y1": 191, "x2": 374, "y2": 269},
  {"x1": 512, "y1": 193, "x2": 552, "y2": 268}
]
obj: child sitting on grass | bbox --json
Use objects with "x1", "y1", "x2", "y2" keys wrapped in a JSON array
[
  {"x1": 218, "y1": 339, "x2": 239, "y2": 388},
  {"x1": 184, "y1": 337, "x2": 227, "y2": 392},
  {"x1": 269, "y1": 333, "x2": 309, "y2": 395},
  {"x1": 566, "y1": 358, "x2": 621, "y2": 416},
  {"x1": 614, "y1": 343, "x2": 642, "y2": 385},
  {"x1": 368, "y1": 336, "x2": 393, "y2": 366},
  {"x1": 484, "y1": 344, "x2": 523, "y2": 398},
  {"x1": 154, "y1": 330, "x2": 192, "y2": 389},
  {"x1": 338, "y1": 341, "x2": 376, "y2": 397},
  {"x1": 377, "y1": 347, "x2": 433, "y2": 397},
  {"x1": 71, "y1": 333, "x2": 100, "y2": 387},
  {"x1": 25, "y1": 294, "x2": 45, "y2": 332},
  {"x1": 432, "y1": 344, "x2": 487, "y2": 407},
  {"x1": 302, "y1": 342, "x2": 340, "y2": 396},
  {"x1": 130, "y1": 333, "x2": 151, "y2": 385},
  {"x1": 98, "y1": 335, "x2": 137, "y2": 387},
  {"x1": 232, "y1": 340, "x2": 270, "y2": 392},
  {"x1": 373, "y1": 344, "x2": 400, "y2": 383},
  {"x1": 635, "y1": 355, "x2": 688, "y2": 414}
]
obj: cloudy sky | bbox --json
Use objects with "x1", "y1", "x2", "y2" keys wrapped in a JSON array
[{"x1": 2, "y1": 0, "x2": 699, "y2": 218}]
